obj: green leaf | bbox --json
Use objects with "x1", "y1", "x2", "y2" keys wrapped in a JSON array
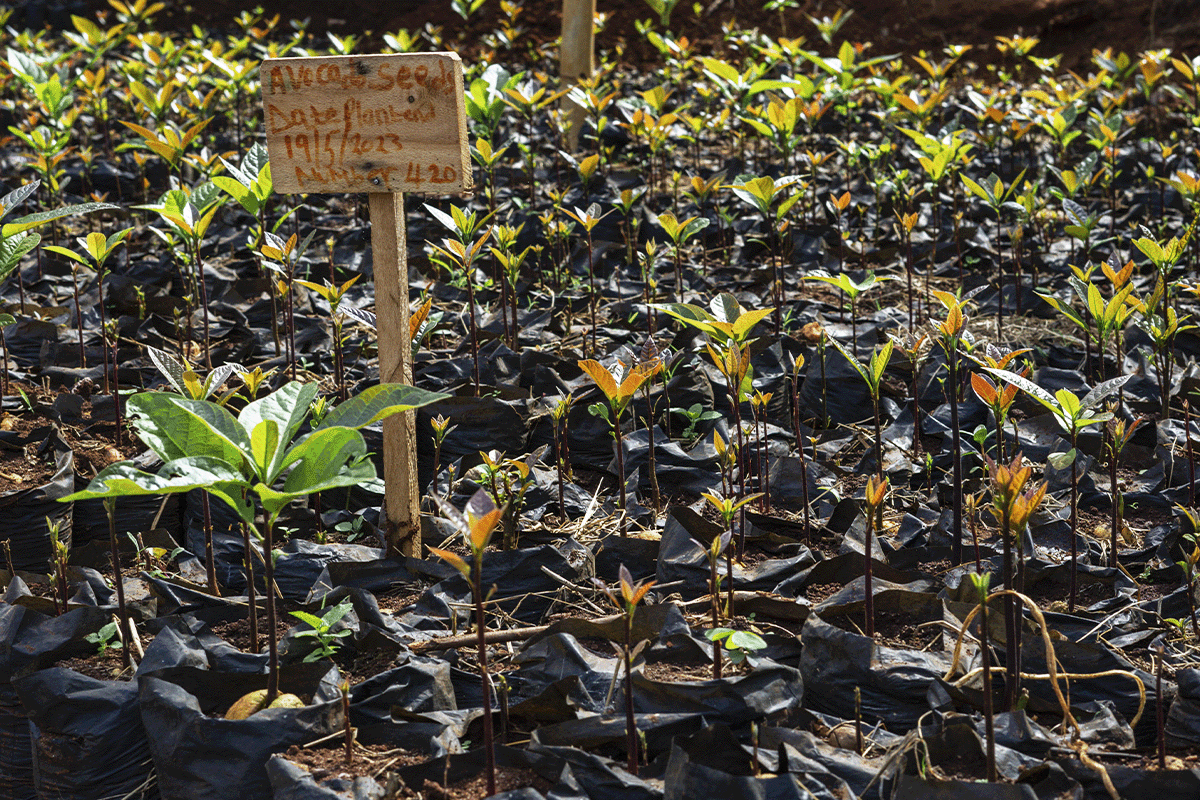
[
  {"x1": 289, "y1": 610, "x2": 325, "y2": 628},
  {"x1": 239, "y1": 381, "x2": 317, "y2": 479},
  {"x1": 316, "y1": 383, "x2": 448, "y2": 430},
  {"x1": 263, "y1": 428, "x2": 373, "y2": 516},
  {"x1": 212, "y1": 176, "x2": 257, "y2": 214},
  {"x1": 1080, "y1": 374, "x2": 1133, "y2": 411},
  {"x1": 60, "y1": 457, "x2": 253, "y2": 522},
  {"x1": 1134, "y1": 237, "x2": 1165, "y2": 265},
  {"x1": 983, "y1": 368, "x2": 1057, "y2": 410},
  {"x1": 0, "y1": 181, "x2": 39, "y2": 221},
  {"x1": 127, "y1": 392, "x2": 251, "y2": 468},
  {"x1": 43, "y1": 245, "x2": 89, "y2": 265},
  {"x1": 1, "y1": 201, "x2": 118, "y2": 237},
  {"x1": 960, "y1": 175, "x2": 991, "y2": 203},
  {"x1": 726, "y1": 630, "x2": 767, "y2": 651},
  {"x1": 705, "y1": 627, "x2": 735, "y2": 642},
  {"x1": 871, "y1": 340, "x2": 894, "y2": 383},
  {"x1": 1047, "y1": 449, "x2": 1077, "y2": 470},
  {"x1": 0, "y1": 231, "x2": 40, "y2": 281},
  {"x1": 145, "y1": 346, "x2": 188, "y2": 395},
  {"x1": 828, "y1": 336, "x2": 870, "y2": 386},
  {"x1": 650, "y1": 302, "x2": 721, "y2": 338},
  {"x1": 250, "y1": 419, "x2": 280, "y2": 479}
]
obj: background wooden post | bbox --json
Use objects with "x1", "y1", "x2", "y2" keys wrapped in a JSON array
[
  {"x1": 560, "y1": 0, "x2": 595, "y2": 152},
  {"x1": 369, "y1": 192, "x2": 420, "y2": 558}
]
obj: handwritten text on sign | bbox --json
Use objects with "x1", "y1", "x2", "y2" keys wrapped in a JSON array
[{"x1": 261, "y1": 53, "x2": 471, "y2": 194}]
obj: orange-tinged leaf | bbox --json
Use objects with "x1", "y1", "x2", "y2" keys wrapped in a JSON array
[
  {"x1": 468, "y1": 507, "x2": 502, "y2": 552},
  {"x1": 578, "y1": 359, "x2": 619, "y2": 401},
  {"x1": 930, "y1": 289, "x2": 960, "y2": 309},
  {"x1": 409, "y1": 297, "x2": 432, "y2": 341},
  {"x1": 971, "y1": 372, "x2": 998, "y2": 404},
  {"x1": 428, "y1": 547, "x2": 471, "y2": 578},
  {"x1": 629, "y1": 581, "x2": 656, "y2": 607}
]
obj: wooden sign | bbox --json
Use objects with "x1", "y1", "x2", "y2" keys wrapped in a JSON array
[
  {"x1": 260, "y1": 52, "x2": 471, "y2": 559},
  {"x1": 262, "y1": 53, "x2": 472, "y2": 195}
]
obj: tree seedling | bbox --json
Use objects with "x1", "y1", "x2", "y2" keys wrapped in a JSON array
[
  {"x1": 428, "y1": 489, "x2": 505, "y2": 798},
  {"x1": 862, "y1": 475, "x2": 888, "y2": 637},
  {"x1": 702, "y1": 491, "x2": 763, "y2": 620},
  {"x1": 986, "y1": 369, "x2": 1130, "y2": 611},
  {"x1": 830, "y1": 337, "x2": 893, "y2": 478},
  {"x1": 706, "y1": 627, "x2": 767, "y2": 667},
  {"x1": 289, "y1": 599, "x2": 354, "y2": 662},
  {"x1": 594, "y1": 564, "x2": 656, "y2": 777},
  {"x1": 804, "y1": 271, "x2": 895, "y2": 357},
  {"x1": 987, "y1": 454, "x2": 1048, "y2": 709},
  {"x1": 932, "y1": 289, "x2": 972, "y2": 565},
  {"x1": 64, "y1": 381, "x2": 446, "y2": 705},
  {"x1": 579, "y1": 355, "x2": 661, "y2": 536}
]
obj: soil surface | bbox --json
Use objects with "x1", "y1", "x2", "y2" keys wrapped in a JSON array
[{"x1": 283, "y1": 742, "x2": 428, "y2": 782}]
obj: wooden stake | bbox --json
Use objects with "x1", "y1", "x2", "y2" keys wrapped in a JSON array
[
  {"x1": 260, "y1": 52, "x2": 472, "y2": 559},
  {"x1": 370, "y1": 192, "x2": 420, "y2": 558},
  {"x1": 560, "y1": 0, "x2": 595, "y2": 152}
]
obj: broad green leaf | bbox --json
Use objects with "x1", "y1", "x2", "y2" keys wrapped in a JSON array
[
  {"x1": 146, "y1": 345, "x2": 188, "y2": 396},
  {"x1": 1047, "y1": 449, "x2": 1077, "y2": 470},
  {"x1": 960, "y1": 175, "x2": 990, "y2": 203},
  {"x1": 0, "y1": 181, "x2": 39, "y2": 220},
  {"x1": 239, "y1": 381, "x2": 317, "y2": 478},
  {"x1": 0, "y1": 232, "x2": 41, "y2": 280},
  {"x1": 127, "y1": 392, "x2": 250, "y2": 468},
  {"x1": 250, "y1": 420, "x2": 280, "y2": 478},
  {"x1": 60, "y1": 457, "x2": 252, "y2": 522},
  {"x1": 212, "y1": 176, "x2": 257, "y2": 213},
  {"x1": 731, "y1": 308, "x2": 772, "y2": 338},
  {"x1": 701, "y1": 57, "x2": 740, "y2": 84},
  {"x1": 289, "y1": 610, "x2": 325, "y2": 628},
  {"x1": 727, "y1": 630, "x2": 767, "y2": 651},
  {"x1": 1080, "y1": 374, "x2": 1133, "y2": 411},
  {"x1": 1054, "y1": 389, "x2": 1081, "y2": 417},
  {"x1": 651, "y1": 302, "x2": 721, "y2": 338},
  {"x1": 316, "y1": 384, "x2": 448, "y2": 430},
  {"x1": 260, "y1": 428, "x2": 373, "y2": 515},
  {"x1": 984, "y1": 368, "x2": 1057, "y2": 410},
  {"x1": 2, "y1": 201, "x2": 118, "y2": 237},
  {"x1": 43, "y1": 245, "x2": 89, "y2": 265},
  {"x1": 710, "y1": 293, "x2": 743, "y2": 324},
  {"x1": 201, "y1": 362, "x2": 244, "y2": 400},
  {"x1": 243, "y1": 142, "x2": 270, "y2": 180},
  {"x1": 1134, "y1": 237, "x2": 1165, "y2": 264},
  {"x1": 871, "y1": 340, "x2": 894, "y2": 383}
]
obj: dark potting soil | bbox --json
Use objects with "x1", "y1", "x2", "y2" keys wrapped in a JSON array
[
  {"x1": 1023, "y1": 577, "x2": 1115, "y2": 611},
  {"x1": 805, "y1": 583, "x2": 844, "y2": 604},
  {"x1": 207, "y1": 613, "x2": 295, "y2": 654},
  {"x1": 334, "y1": 647, "x2": 401, "y2": 686},
  {"x1": 54, "y1": 648, "x2": 136, "y2": 681},
  {"x1": 0, "y1": 415, "x2": 58, "y2": 490},
  {"x1": 373, "y1": 590, "x2": 423, "y2": 615},
  {"x1": 283, "y1": 741, "x2": 428, "y2": 783},
  {"x1": 827, "y1": 607, "x2": 943, "y2": 651},
  {"x1": 404, "y1": 765, "x2": 551, "y2": 800},
  {"x1": 642, "y1": 658, "x2": 749, "y2": 682}
]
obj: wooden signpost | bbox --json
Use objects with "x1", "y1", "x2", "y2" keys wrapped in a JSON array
[
  {"x1": 261, "y1": 52, "x2": 472, "y2": 558},
  {"x1": 560, "y1": 0, "x2": 595, "y2": 151}
]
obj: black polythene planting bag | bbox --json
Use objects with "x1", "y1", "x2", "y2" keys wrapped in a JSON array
[
  {"x1": 138, "y1": 676, "x2": 342, "y2": 800},
  {"x1": 14, "y1": 668, "x2": 157, "y2": 800}
]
